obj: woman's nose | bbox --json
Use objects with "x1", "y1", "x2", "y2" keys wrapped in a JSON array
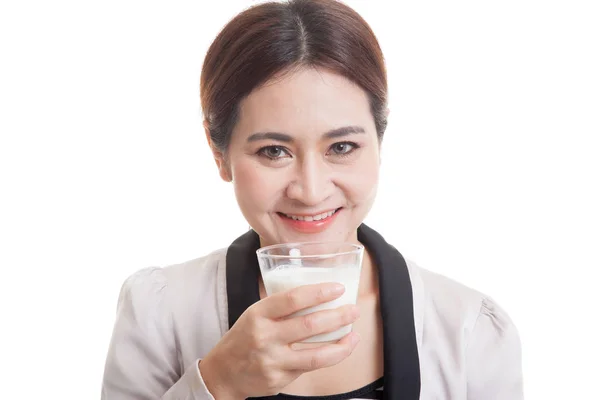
[{"x1": 285, "y1": 155, "x2": 334, "y2": 206}]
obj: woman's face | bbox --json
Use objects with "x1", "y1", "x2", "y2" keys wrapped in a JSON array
[{"x1": 211, "y1": 67, "x2": 381, "y2": 246}]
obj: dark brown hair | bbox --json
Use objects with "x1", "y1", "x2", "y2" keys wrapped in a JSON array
[{"x1": 200, "y1": 0, "x2": 388, "y2": 153}]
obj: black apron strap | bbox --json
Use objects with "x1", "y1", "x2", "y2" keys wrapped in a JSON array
[{"x1": 357, "y1": 224, "x2": 421, "y2": 399}]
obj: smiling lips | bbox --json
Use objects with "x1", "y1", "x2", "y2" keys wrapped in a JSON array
[{"x1": 277, "y1": 208, "x2": 341, "y2": 233}]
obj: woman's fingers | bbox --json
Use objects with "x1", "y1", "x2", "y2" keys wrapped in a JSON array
[
  {"x1": 277, "y1": 304, "x2": 360, "y2": 343},
  {"x1": 286, "y1": 332, "x2": 361, "y2": 371},
  {"x1": 260, "y1": 282, "x2": 346, "y2": 319}
]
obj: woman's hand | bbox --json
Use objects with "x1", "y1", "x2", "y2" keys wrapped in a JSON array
[{"x1": 199, "y1": 282, "x2": 361, "y2": 399}]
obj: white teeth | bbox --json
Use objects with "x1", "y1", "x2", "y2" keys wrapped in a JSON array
[
  {"x1": 313, "y1": 212, "x2": 329, "y2": 221},
  {"x1": 284, "y1": 209, "x2": 337, "y2": 221}
]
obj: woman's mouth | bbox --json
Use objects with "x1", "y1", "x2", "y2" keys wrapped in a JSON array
[{"x1": 276, "y1": 208, "x2": 342, "y2": 233}]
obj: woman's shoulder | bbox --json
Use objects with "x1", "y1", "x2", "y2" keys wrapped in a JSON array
[
  {"x1": 161, "y1": 248, "x2": 227, "y2": 285},
  {"x1": 406, "y1": 258, "x2": 486, "y2": 305},
  {"x1": 405, "y1": 258, "x2": 518, "y2": 337},
  {"x1": 404, "y1": 260, "x2": 523, "y2": 397},
  {"x1": 118, "y1": 248, "x2": 227, "y2": 305}
]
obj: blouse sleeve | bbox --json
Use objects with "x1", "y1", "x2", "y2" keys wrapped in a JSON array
[
  {"x1": 466, "y1": 297, "x2": 524, "y2": 400},
  {"x1": 101, "y1": 268, "x2": 216, "y2": 400}
]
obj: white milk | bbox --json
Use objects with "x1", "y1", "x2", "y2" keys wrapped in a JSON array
[{"x1": 263, "y1": 265, "x2": 361, "y2": 342}]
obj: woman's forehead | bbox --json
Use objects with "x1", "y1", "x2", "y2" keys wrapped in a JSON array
[{"x1": 234, "y1": 68, "x2": 375, "y2": 139}]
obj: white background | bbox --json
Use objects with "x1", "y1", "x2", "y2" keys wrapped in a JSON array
[{"x1": 1, "y1": 0, "x2": 598, "y2": 398}]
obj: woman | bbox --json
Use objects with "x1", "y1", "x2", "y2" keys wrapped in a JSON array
[{"x1": 102, "y1": 0, "x2": 523, "y2": 398}]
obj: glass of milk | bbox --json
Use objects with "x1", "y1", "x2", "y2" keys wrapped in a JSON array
[{"x1": 256, "y1": 242, "x2": 364, "y2": 343}]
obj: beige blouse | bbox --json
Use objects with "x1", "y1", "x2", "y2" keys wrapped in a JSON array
[{"x1": 101, "y1": 245, "x2": 523, "y2": 399}]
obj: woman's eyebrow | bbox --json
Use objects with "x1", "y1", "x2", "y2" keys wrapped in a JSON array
[
  {"x1": 323, "y1": 126, "x2": 365, "y2": 139},
  {"x1": 247, "y1": 126, "x2": 365, "y2": 143},
  {"x1": 247, "y1": 132, "x2": 293, "y2": 143}
]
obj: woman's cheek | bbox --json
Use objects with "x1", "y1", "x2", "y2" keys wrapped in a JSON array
[
  {"x1": 233, "y1": 163, "x2": 280, "y2": 209},
  {"x1": 342, "y1": 163, "x2": 379, "y2": 200}
]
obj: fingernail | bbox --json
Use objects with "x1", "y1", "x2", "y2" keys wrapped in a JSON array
[{"x1": 330, "y1": 283, "x2": 345, "y2": 295}]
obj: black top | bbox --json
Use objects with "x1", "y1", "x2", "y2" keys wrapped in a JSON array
[
  {"x1": 225, "y1": 224, "x2": 421, "y2": 399},
  {"x1": 251, "y1": 377, "x2": 384, "y2": 400}
]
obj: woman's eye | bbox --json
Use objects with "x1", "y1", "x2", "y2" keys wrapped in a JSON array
[
  {"x1": 258, "y1": 146, "x2": 289, "y2": 159},
  {"x1": 329, "y1": 142, "x2": 358, "y2": 155}
]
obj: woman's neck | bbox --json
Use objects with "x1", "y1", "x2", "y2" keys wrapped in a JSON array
[{"x1": 358, "y1": 245, "x2": 379, "y2": 297}]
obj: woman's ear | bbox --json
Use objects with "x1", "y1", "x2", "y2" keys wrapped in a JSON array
[
  {"x1": 204, "y1": 121, "x2": 232, "y2": 182},
  {"x1": 379, "y1": 108, "x2": 389, "y2": 165}
]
